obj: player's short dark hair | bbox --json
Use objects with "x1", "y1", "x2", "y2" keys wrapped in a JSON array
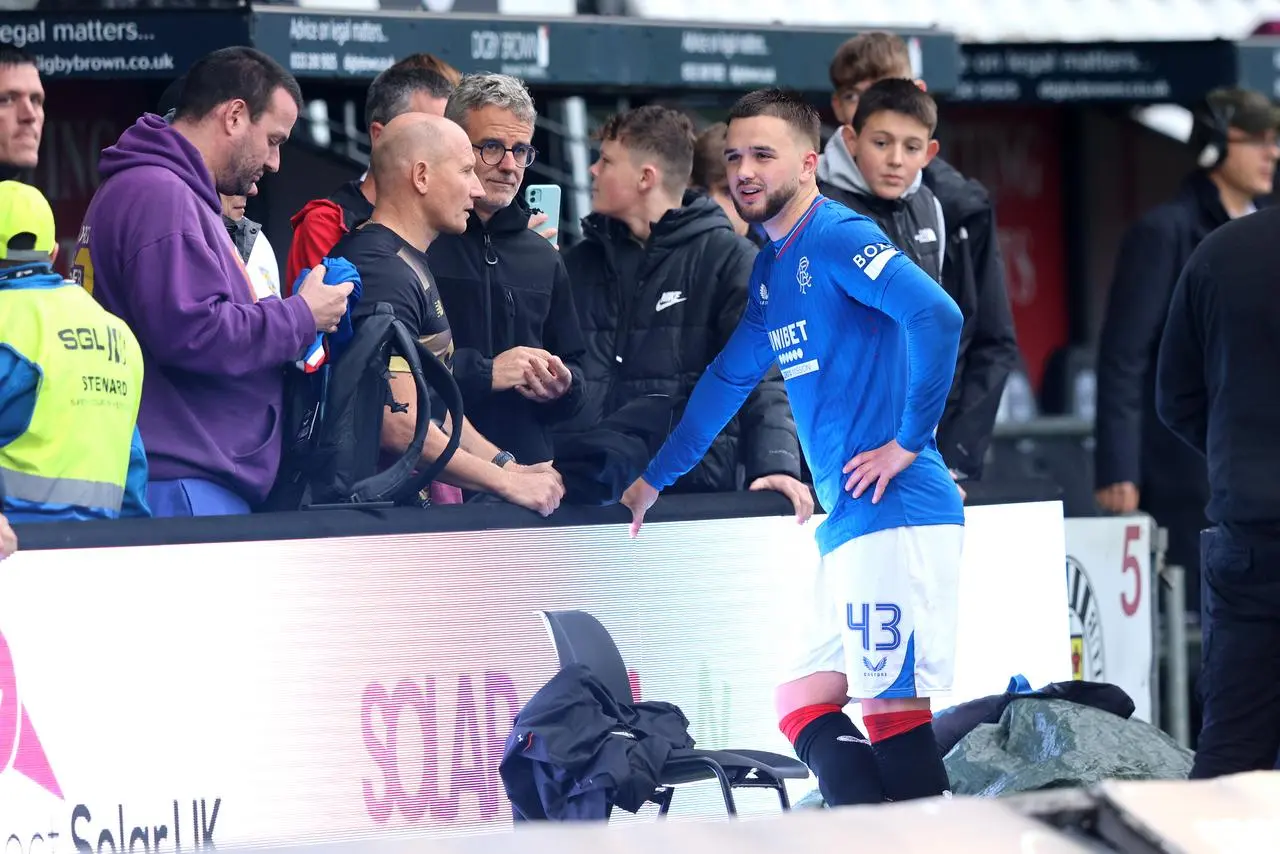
[
  {"x1": 829, "y1": 32, "x2": 912, "y2": 91},
  {"x1": 174, "y1": 47, "x2": 302, "y2": 123},
  {"x1": 727, "y1": 88, "x2": 821, "y2": 152},
  {"x1": 365, "y1": 53, "x2": 460, "y2": 129},
  {"x1": 597, "y1": 105, "x2": 696, "y2": 193},
  {"x1": 691, "y1": 122, "x2": 729, "y2": 192},
  {"x1": 851, "y1": 78, "x2": 937, "y2": 136},
  {"x1": 0, "y1": 45, "x2": 37, "y2": 71}
]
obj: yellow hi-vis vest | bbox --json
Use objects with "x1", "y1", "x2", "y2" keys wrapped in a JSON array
[{"x1": 0, "y1": 276, "x2": 143, "y2": 516}]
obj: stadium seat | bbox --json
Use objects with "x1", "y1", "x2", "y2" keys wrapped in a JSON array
[{"x1": 535, "y1": 609, "x2": 811, "y2": 818}]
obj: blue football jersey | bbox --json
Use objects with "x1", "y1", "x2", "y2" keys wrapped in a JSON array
[{"x1": 644, "y1": 195, "x2": 966, "y2": 555}]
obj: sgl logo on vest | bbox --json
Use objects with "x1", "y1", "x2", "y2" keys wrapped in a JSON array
[
  {"x1": 851, "y1": 242, "x2": 899, "y2": 281},
  {"x1": 1, "y1": 629, "x2": 223, "y2": 854}
]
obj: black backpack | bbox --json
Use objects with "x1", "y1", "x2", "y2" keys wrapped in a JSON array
[{"x1": 264, "y1": 302, "x2": 464, "y2": 511}]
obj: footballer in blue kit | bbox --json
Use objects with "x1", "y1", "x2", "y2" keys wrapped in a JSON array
[{"x1": 621, "y1": 88, "x2": 966, "y2": 805}]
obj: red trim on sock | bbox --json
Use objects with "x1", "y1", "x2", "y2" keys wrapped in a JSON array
[
  {"x1": 779, "y1": 703, "x2": 844, "y2": 746},
  {"x1": 863, "y1": 710, "x2": 932, "y2": 743}
]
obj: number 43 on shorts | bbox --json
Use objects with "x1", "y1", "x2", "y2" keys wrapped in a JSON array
[{"x1": 846, "y1": 602, "x2": 903, "y2": 652}]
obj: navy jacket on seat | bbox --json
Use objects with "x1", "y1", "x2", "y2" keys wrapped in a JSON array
[{"x1": 500, "y1": 663, "x2": 695, "y2": 821}]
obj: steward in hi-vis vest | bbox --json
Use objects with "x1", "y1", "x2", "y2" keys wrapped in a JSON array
[{"x1": 0, "y1": 180, "x2": 149, "y2": 522}]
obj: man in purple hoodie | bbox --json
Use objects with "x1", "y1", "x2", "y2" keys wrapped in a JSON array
[{"x1": 73, "y1": 47, "x2": 353, "y2": 517}]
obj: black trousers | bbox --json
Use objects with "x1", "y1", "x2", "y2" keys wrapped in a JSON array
[{"x1": 1189, "y1": 525, "x2": 1280, "y2": 779}]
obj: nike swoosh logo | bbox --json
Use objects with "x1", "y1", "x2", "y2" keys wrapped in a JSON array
[{"x1": 655, "y1": 297, "x2": 687, "y2": 312}]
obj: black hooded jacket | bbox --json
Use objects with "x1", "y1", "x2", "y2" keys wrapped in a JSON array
[
  {"x1": 557, "y1": 191, "x2": 801, "y2": 493},
  {"x1": 428, "y1": 197, "x2": 586, "y2": 465},
  {"x1": 922, "y1": 157, "x2": 1021, "y2": 480},
  {"x1": 1096, "y1": 171, "x2": 1226, "y2": 517},
  {"x1": 500, "y1": 663, "x2": 696, "y2": 821}
]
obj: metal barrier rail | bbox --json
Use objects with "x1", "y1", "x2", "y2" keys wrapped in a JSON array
[{"x1": 1136, "y1": 517, "x2": 1191, "y2": 749}]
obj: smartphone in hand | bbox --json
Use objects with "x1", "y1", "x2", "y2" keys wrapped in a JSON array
[{"x1": 525, "y1": 184, "x2": 562, "y2": 249}]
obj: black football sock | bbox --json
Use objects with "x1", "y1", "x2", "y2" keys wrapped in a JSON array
[
  {"x1": 791, "y1": 710, "x2": 886, "y2": 806},
  {"x1": 870, "y1": 719, "x2": 951, "y2": 801}
]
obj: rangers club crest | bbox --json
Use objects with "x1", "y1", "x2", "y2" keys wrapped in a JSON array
[{"x1": 796, "y1": 256, "x2": 812, "y2": 294}]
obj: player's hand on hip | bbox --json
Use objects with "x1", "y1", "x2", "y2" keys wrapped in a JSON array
[
  {"x1": 950, "y1": 468, "x2": 968, "y2": 503},
  {"x1": 620, "y1": 477, "x2": 659, "y2": 539},
  {"x1": 749, "y1": 474, "x2": 815, "y2": 524},
  {"x1": 843, "y1": 439, "x2": 919, "y2": 504}
]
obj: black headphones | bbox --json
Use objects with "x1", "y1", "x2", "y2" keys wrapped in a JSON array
[{"x1": 1191, "y1": 95, "x2": 1236, "y2": 171}]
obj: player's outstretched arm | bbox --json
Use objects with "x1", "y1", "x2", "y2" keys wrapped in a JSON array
[{"x1": 624, "y1": 302, "x2": 774, "y2": 538}]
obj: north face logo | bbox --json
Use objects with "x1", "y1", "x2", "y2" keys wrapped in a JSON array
[{"x1": 0, "y1": 630, "x2": 63, "y2": 798}]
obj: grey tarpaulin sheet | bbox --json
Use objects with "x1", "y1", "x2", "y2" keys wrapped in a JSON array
[
  {"x1": 944, "y1": 698, "x2": 1193, "y2": 797},
  {"x1": 795, "y1": 698, "x2": 1193, "y2": 808}
]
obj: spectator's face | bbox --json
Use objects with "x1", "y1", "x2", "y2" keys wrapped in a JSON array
[
  {"x1": 725, "y1": 115, "x2": 814, "y2": 225},
  {"x1": 847, "y1": 110, "x2": 938, "y2": 201},
  {"x1": 1220, "y1": 128, "x2": 1280, "y2": 198},
  {"x1": 831, "y1": 79, "x2": 874, "y2": 128},
  {"x1": 221, "y1": 194, "x2": 247, "y2": 221},
  {"x1": 589, "y1": 139, "x2": 645, "y2": 218},
  {"x1": 408, "y1": 90, "x2": 449, "y2": 119},
  {"x1": 0, "y1": 62, "x2": 44, "y2": 170},
  {"x1": 368, "y1": 90, "x2": 449, "y2": 145},
  {"x1": 708, "y1": 184, "x2": 748, "y2": 236},
  {"x1": 221, "y1": 86, "x2": 297, "y2": 197},
  {"x1": 423, "y1": 125, "x2": 486, "y2": 235},
  {"x1": 464, "y1": 104, "x2": 535, "y2": 217},
  {"x1": 832, "y1": 73, "x2": 925, "y2": 126}
]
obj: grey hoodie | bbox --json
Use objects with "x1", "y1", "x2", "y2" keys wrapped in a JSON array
[{"x1": 817, "y1": 131, "x2": 946, "y2": 283}]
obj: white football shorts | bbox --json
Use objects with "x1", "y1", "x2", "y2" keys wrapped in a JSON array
[{"x1": 782, "y1": 523, "x2": 965, "y2": 700}]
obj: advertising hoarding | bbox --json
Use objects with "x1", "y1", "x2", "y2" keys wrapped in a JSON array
[
  {"x1": 0, "y1": 501, "x2": 1074, "y2": 847},
  {"x1": 0, "y1": 12, "x2": 251, "y2": 79}
]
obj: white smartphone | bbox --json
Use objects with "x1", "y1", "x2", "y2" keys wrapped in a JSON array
[{"x1": 524, "y1": 184, "x2": 562, "y2": 248}]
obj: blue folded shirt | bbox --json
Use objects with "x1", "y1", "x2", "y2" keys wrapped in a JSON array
[{"x1": 291, "y1": 255, "x2": 363, "y2": 369}]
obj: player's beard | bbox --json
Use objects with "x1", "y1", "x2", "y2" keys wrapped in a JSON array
[{"x1": 734, "y1": 176, "x2": 799, "y2": 224}]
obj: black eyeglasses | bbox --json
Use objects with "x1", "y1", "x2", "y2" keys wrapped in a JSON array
[{"x1": 474, "y1": 141, "x2": 538, "y2": 167}]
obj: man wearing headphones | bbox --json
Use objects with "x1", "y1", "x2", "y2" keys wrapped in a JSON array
[{"x1": 1095, "y1": 87, "x2": 1280, "y2": 622}]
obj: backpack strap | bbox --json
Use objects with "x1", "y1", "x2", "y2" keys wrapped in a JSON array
[
  {"x1": 343, "y1": 314, "x2": 464, "y2": 504},
  {"x1": 397, "y1": 334, "x2": 465, "y2": 497}
]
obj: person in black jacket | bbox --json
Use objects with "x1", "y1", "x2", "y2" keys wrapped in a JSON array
[
  {"x1": 827, "y1": 33, "x2": 1019, "y2": 486},
  {"x1": 333, "y1": 112, "x2": 565, "y2": 516},
  {"x1": 817, "y1": 79, "x2": 946, "y2": 284},
  {"x1": 427, "y1": 73, "x2": 586, "y2": 470},
  {"x1": 1096, "y1": 87, "x2": 1280, "y2": 615},
  {"x1": 1156, "y1": 202, "x2": 1280, "y2": 779},
  {"x1": 557, "y1": 105, "x2": 808, "y2": 513}
]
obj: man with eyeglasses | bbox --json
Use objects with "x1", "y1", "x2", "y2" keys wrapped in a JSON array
[
  {"x1": 1097, "y1": 87, "x2": 1280, "y2": 624},
  {"x1": 426, "y1": 73, "x2": 585, "y2": 476}
]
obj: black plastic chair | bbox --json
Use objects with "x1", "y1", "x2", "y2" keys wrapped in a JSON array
[{"x1": 535, "y1": 609, "x2": 810, "y2": 819}]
